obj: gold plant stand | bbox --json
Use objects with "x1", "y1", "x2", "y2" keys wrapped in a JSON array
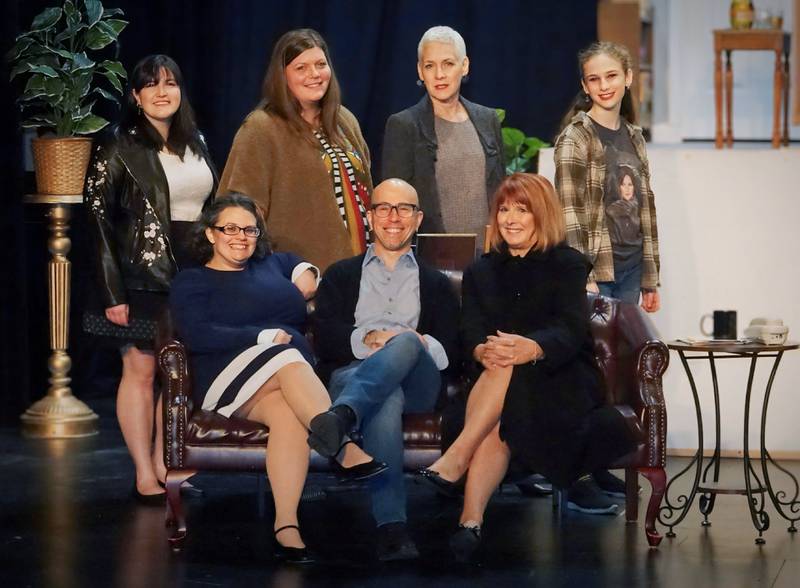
[{"x1": 21, "y1": 194, "x2": 98, "y2": 437}]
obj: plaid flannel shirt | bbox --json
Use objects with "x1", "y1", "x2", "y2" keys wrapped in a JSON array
[{"x1": 554, "y1": 111, "x2": 660, "y2": 289}]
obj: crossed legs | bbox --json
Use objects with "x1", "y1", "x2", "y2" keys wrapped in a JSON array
[
  {"x1": 426, "y1": 365, "x2": 513, "y2": 526},
  {"x1": 235, "y1": 361, "x2": 373, "y2": 548},
  {"x1": 328, "y1": 332, "x2": 440, "y2": 526}
]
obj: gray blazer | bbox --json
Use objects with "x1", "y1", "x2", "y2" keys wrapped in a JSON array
[{"x1": 381, "y1": 95, "x2": 505, "y2": 232}]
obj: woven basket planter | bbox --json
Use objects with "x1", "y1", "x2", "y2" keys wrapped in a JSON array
[{"x1": 31, "y1": 137, "x2": 93, "y2": 196}]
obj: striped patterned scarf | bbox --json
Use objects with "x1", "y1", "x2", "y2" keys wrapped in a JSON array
[{"x1": 314, "y1": 130, "x2": 370, "y2": 250}]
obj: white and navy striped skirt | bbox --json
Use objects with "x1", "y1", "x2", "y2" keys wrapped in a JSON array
[{"x1": 201, "y1": 343, "x2": 307, "y2": 418}]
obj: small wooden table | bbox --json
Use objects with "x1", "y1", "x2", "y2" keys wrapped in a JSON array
[{"x1": 713, "y1": 29, "x2": 791, "y2": 148}]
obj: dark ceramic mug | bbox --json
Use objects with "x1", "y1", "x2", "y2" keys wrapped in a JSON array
[{"x1": 700, "y1": 310, "x2": 737, "y2": 340}]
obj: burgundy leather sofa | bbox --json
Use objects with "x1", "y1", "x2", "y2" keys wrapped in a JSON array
[{"x1": 157, "y1": 288, "x2": 668, "y2": 548}]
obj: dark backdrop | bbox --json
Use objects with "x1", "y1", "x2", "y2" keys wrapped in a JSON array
[{"x1": 0, "y1": 0, "x2": 596, "y2": 425}]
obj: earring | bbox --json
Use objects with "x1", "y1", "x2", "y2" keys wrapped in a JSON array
[
  {"x1": 583, "y1": 92, "x2": 591, "y2": 104},
  {"x1": 416, "y1": 79, "x2": 423, "y2": 87},
  {"x1": 137, "y1": 103, "x2": 142, "y2": 115},
  {"x1": 462, "y1": 74, "x2": 470, "y2": 83}
]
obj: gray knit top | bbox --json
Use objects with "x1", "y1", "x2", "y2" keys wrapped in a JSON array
[{"x1": 433, "y1": 116, "x2": 489, "y2": 236}]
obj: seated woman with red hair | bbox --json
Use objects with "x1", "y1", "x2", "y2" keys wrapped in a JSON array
[{"x1": 418, "y1": 173, "x2": 636, "y2": 561}]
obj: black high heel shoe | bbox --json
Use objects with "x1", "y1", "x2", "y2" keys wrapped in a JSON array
[
  {"x1": 131, "y1": 484, "x2": 166, "y2": 506},
  {"x1": 274, "y1": 525, "x2": 315, "y2": 565},
  {"x1": 330, "y1": 440, "x2": 388, "y2": 482},
  {"x1": 415, "y1": 468, "x2": 465, "y2": 498},
  {"x1": 449, "y1": 523, "x2": 481, "y2": 563},
  {"x1": 307, "y1": 405, "x2": 356, "y2": 457}
]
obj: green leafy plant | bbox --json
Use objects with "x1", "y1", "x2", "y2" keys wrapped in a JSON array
[
  {"x1": 7, "y1": 0, "x2": 128, "y2": 136},
  {"x1": 496, "y1": 108, "x2": 550, "y2": 174}
]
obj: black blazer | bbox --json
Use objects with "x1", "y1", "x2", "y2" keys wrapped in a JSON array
[
  {"x1": 313, "y1": 252, "x2": 460, "y2": 393},
  {"x1": 382, "y1": 95, "x2": 504, "y2": 232}
]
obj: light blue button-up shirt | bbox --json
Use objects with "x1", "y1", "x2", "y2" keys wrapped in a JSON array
[{"x1": 349, "y1": 245, "x2": 448, "y2": 370}]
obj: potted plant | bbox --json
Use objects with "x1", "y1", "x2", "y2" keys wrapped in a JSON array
[
  {"x1": 495, "y1": 109, "x2": 550, "y2": 174},
  {"x1": 8, "y1": 0, "x2": 127, "y2": 195}
]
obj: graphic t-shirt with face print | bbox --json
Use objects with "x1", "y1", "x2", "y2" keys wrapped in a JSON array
[{"x1": 594, "y1": 121, "x2": 644, "y2": 272}]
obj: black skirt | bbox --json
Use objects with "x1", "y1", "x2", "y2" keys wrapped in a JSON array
[
  {"x1": 498, "y1": 361, "x2": 637, "y2": 489},
  {"x1": 82, "y1": 221, "x2": 196, "y2": 351}
]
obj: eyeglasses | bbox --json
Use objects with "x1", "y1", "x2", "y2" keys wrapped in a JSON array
[
  {"x1": 213, "y1": 224, "x2": 261, "y2": 238},
  {"x1": 370, "y1": 203, "x2": 419, "y2": 218}
]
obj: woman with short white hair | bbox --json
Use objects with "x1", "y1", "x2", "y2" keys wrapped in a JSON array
[{"x1": 382, "y1": 26, "x2": 504, "y2": 237}]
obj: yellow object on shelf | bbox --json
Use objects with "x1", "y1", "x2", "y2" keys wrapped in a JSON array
[{"x1": 730, "y1": 0, "x2": 755, "y2": 30}]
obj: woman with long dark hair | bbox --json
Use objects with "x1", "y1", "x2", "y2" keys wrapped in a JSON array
[
  {"x1": 555, "y1": 41, "x2": 661, "y2": 311},
  {"x1": 552, "y1": 41, "x2": 661, "y2": 508},
  {"x1": 83, "y1": 54, "x2": 217, "y2": 503},
  {"x1": 218, "y1": 28, "x2": 372, "y2": 272}
]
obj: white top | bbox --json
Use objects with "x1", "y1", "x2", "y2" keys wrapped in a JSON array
[{"x1": 158, "y1": 147, "x2": 214, "y2": 222}]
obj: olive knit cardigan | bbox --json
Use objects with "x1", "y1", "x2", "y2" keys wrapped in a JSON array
[{"x1": 218, "y1": 107, "x2": 372, "y2": 272}]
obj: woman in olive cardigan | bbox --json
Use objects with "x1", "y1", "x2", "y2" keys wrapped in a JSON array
[{"x1": 218, "y1": 29, "x2": 372, "y2": 272}]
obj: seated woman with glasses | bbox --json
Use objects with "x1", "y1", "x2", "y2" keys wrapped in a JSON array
[{"x1": 170, "y1": 193, "x2": 386, "y2": 564}]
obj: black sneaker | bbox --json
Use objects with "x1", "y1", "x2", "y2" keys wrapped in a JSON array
[
  {"x1": 376, "y1": 522, "x2": 420, "y2": 562},
  {"x1": 592, "y1": 469, "x2": 637, "y2": 498},
  {"x1": 566, "y1": 478, "x2": 619, "y2": 515}
]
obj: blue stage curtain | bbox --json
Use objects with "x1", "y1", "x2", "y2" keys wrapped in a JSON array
[{"x1": 1, "y1": 0, "x2": 596, "y2": 423}]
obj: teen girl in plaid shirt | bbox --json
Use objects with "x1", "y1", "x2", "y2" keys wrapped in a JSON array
[{"x1": 554, "y1": 42, "x2": 661, "y2": 313}]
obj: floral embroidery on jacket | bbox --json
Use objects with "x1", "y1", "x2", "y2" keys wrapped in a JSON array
[
  {"x1": 85, "y1": 150, "x2": 108, "y2": 219},
  {"x1": 139, "y1": 198, "x2": 167, "y2": 267}
]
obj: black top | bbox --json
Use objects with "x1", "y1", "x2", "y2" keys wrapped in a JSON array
[{"x1": 461, "y1": 243, "x2": 636, "y2": 487}]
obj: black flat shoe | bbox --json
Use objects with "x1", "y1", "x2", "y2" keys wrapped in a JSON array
[
  {"x1": 131, "y1": 484, "x2": 166, "y2": 507},
  {"x1": 308, "y1": 406, "x2": 355, "y2": 458},
  {"x1": 157, "y1": 480, "x2": 205, "y2": 498},
  {"x1": 331, "y1": 440, "x2": 388, "y2": 482},
  {"x1": 415, "y1": 468, "x2": 464, "y2": 498},
  {"x1": 274, "y1": 525, "x2": 315, "y2": 565},
  {"x1": 449, "y1": 524, "x2": 481, "y2": 563}
]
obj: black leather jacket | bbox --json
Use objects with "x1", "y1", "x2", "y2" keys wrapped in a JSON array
[{"x1": 84, "y1": 127, "x2": 217, "y2": 308}]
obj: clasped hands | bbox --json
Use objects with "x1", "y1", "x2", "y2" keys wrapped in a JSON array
[
  {"x1": 363, "y1": 328, "x2": 427, "y2": 353},
  {"x1": 474, "y1": 330, "x2": 543, "y2": 370}
]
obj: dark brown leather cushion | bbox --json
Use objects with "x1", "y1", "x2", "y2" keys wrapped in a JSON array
[
  {"x1": 186, "y1": 410, "x2": 268, "y2": 445},
  {"x1": 185, "y1": 410, "x2": 443, "y2": 450}
]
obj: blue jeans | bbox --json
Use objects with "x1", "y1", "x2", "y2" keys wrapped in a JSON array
[
  {"x1": 328, "y1": 331, "x2": 440, "y2": 526},
  {"x1": 597, "y1": 261, "x2": 642, "y2": 304}
]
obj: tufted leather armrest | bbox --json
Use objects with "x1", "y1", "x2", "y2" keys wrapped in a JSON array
[
  {"x1": 158, "y1": 340, "x2": 193, "y2": 471},
  {"x1": 609, "y1": 298, "x2": 669, "y2": 468}
]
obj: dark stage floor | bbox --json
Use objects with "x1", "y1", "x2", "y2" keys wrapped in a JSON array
[{"x1": 2, "y1": 400, "x2": 799, "y2": 587}]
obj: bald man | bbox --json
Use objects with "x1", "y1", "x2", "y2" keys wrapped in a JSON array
[{"x1": 312, "y1": 179, "x2": 459, "y2": 561}]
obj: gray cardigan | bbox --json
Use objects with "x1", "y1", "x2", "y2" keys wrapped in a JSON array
[{"x1": 381, "y1": 95, "x2": 505, "y2": 232}]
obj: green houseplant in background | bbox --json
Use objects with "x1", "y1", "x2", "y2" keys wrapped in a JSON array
[
  {"x1": 496, "y1": 109, "x2": 550, "y2": 174},
  {"x1": 7, "y1": 0, "x2": 127, "y2": 194}
]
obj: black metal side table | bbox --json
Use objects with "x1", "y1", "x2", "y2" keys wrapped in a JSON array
[{"x1": 660, "y1": 340, "x2": 799, "y2": 544}]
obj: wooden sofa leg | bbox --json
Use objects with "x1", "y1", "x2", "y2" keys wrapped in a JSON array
[
  {"x1": 165, "y1": 470, "x2": 194, "y2": 547},
  {"x1": 639, "y1": 467, "x2": 666, "y2": 547},
  {"x1": 625, "y1": 468, "x2": 639, "y2": 523}
]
